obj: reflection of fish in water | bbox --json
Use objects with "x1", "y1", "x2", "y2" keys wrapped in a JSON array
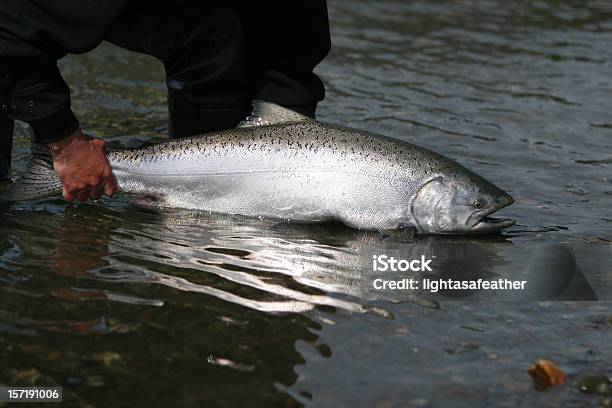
[
  {"x1": 85, "y1": 209, "x2": 592, "y2": 320},
  {"x1": 2, "y1": 101, "x2": 514, "y2": 234},
  {"x1": 41, "y1": 205, "x2": 594, "y2": 319}
]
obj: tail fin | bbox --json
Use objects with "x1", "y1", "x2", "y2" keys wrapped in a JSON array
[{"x1": 0, "y1": 145, "x2": 62, "y2": 202}]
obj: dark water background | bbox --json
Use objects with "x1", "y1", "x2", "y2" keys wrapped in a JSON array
[{"x1": 1, "y1": 0, "x2": 611, "y2": 406}]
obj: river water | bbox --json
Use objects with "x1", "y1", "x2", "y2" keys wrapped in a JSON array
[{"x1": 1, "y1": 0, "x2": 611, "y2": 406}]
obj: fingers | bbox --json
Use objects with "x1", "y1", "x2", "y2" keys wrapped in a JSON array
[
  {"x1": 92, "y1": 138, "x2": 105, "y2": 149},
  {"x1": 76, "y1": 190, "x2": 89, "y2": 203},
  {"x1": 87, "y1": 176, "x2": 103, "y2": 201},
  {"x1": 103, "y1": 179, "x2": 117, "y2": 197},
  {"x1": 62, "y1": 177, "x2": 115, "y2": 203},
  {"x1": 63, "y1": 182, "x2": 85, "y2": 202},
  {"x1": 89, "y1": 186, "x2": 103, "y2": 201},
  {"x1": 62, "y1": 188, "x2": 75, "y2": 202}
]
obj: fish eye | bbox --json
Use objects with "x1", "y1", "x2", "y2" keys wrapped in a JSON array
[{"x1": 473, "y1": 199, "x2": 486, "y2": 209}]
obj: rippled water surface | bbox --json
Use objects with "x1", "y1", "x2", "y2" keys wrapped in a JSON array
[{"x1": 1, "y1": 1, "x2": 611, "y2": 406}]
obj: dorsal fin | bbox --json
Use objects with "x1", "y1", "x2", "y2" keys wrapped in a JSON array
[{"x1": 237, "y1": 100, "x2": 312, "y2": 128}]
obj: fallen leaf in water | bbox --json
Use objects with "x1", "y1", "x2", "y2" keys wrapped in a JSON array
[{"x1": 528, "y1": 359, "x2": 567, "y2": 391}]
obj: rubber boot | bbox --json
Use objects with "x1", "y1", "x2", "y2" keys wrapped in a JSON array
[
  {"x1": 167, "y1": 85, "x2": 250, "y2": 139},
  {"x1": 0, "y1": 109, "x2": 14, "y2": 182}
]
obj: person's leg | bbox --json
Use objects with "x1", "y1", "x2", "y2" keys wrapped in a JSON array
[
  {"x1": 0, "y1": 110, "x2": 14, "y2": 181},
  {"x1": 163, "y1": 3, "x2": 250, "y2": 138},
  {"x1": 106, "y1": 1, "x2": 251, "y2": 139},
  {"x1": 1, "y1": 74, "x2": 15, "y2": 181},
  {"x1": 241, "y1": 0, "x2": 331, "y2": 118}
]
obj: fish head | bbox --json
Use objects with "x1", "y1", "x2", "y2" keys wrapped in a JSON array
[{"x1": 410, "y1": 173, "x2": 514, "y2": 234}]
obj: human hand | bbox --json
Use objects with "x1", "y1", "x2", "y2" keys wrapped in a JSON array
[{"x1": 48, "y1": 129, "x2": 117, "y2": 202}]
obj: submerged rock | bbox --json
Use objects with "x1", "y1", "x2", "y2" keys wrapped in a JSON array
[{"x1": 577, "y1": 374, "x2": 612, "y2": 396}]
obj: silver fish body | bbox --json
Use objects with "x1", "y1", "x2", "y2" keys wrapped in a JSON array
[
  {"x1": 2, "y1": 102, "x2": 515, "y2": 233},
  {"x1": 108, "y1": 121, "x2": 514, "y2": 232}
]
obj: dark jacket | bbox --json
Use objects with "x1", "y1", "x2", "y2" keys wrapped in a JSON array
[
  {"x1": 0, "y1": 0, "x2": 131, "y2": 143},
  {"x1": 0, "y1": 0, "x2": 330, "y2": 144}
]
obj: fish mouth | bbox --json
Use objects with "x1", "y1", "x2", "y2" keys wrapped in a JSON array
[
  {"x1": 469, "y1": 215, "x2": 515, "y2": 233},
  {"x1": 469, "y1": 194, "x2": 515, "y2": 233}
]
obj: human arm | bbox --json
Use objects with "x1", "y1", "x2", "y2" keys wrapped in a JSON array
[{"x1": 0, "y1": 0, "x2": 127, "y2": 200}]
